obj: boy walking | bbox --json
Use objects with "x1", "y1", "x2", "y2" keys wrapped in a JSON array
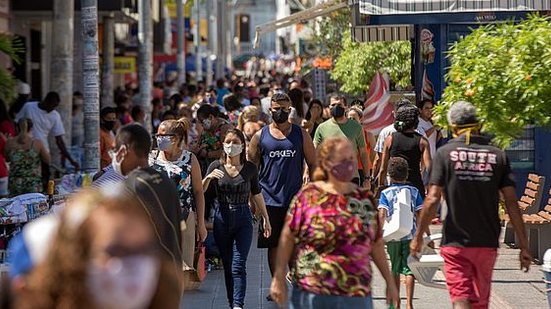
[{"x1": 378, "y1": 157, "x2": 423, "y2": 309}]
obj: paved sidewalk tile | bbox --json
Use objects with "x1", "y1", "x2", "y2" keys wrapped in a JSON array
[
  {"x1": 182, "y1": 237, "x2": 279, "y2": 309},
  {"x1": 183, "y1": 227, "x2": 549, "y2": 309}
]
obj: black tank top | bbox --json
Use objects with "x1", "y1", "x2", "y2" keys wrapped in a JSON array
[{"x1": 390, "y1": 131, "x2": 425, "y2": 196}]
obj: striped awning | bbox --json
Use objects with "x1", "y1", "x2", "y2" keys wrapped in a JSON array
[
  {"x1": 356, "y1": 0, "x2": 550, "y2": 15},
  {"x1": 352, "y1": 25, "x2": 413, "y2": 42}
]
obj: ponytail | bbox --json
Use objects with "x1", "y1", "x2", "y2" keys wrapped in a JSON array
[
  {"x1": 17, "y1": 118, "x2": 32, "y2": 143},
  {"x1": 159, "y1": 118, "x2": 190, "y2": 147},
  {"x1": 176, "y1": 117, "x2": 191, "y2": 146},
  {"x1": 237, "y1": 112, "x2": 246, "y2": 131}
]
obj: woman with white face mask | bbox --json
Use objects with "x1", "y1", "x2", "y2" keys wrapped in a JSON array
[
  {"x1": 149, "y1": 118, "x2": 208, "y2": 286},
  {"x1": 14, "y1": 187, "x2": 182, "y2": 309},
  {"x1": 202, "y1": 128, "x2": 272, "y2": 309}
]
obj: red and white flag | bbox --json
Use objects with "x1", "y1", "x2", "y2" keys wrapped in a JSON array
[{"x1": 361, "y1": 72, "x2": 393, "y2": 134}]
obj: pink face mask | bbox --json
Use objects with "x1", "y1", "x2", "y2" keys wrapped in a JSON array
[{"x1": 329, "y1": 160, "x2": 356, "y2": 182}]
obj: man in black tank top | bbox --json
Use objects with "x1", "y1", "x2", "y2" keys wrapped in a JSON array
[
  {"x1": 248, "y1": 92, "x2": 317, "y2": 301},
  {"x1": 377, "y1": 105, "x2": 431, "y2": 197}
]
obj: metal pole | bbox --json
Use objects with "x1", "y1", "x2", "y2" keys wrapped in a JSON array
[
  {"x1": 50, "y1": 0, "x2": 74, "y2": 151},
  {"x1": 215, "y1": 0, "x2": 225, "y2": 79},
  {"x1": 194, "y1": 0, "x2": 203, "y2": 82},
  {"x1": 101, "y1": 15, "x2": 115, "y2": 107},
  {"x1": 225, "y1": 2, "x2": 233, "y2": 71},
  {"x1": 206, "y1": 0, "x2": 213, "y2": 86},
  {"x1": 177, "y1": 0, "x2": 186, "y2": 86},
  {"x1": 80, "y1": 0, "x2": 100, "y2": 172},
  {"x1": 138, "y1": 0, "x2": 153, "y2": 132}
]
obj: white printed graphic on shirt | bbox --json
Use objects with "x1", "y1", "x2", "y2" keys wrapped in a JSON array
[{"x1": 449, "y1": 147, "x2": 497, "y2": 181}]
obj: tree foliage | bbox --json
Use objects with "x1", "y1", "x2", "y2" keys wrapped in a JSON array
[
  {"x1": 0, "y1": 34, "x2": 21, "y2": 103},
  {"x1": 310, "y1": 8, "x2": 350, "y2": 60},
  {"x1": 331, "y1": 29, "x2": 411, "y2": 94},
  {"x1": 437, "y1": 14, "x2": 551, "y2": 148}
]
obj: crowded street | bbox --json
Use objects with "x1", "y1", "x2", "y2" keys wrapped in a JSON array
[{"x1": 0, "y1": 0, "x2": 551, "y2": 309}]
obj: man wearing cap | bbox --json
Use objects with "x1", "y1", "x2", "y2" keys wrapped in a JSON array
[{"x1": 410, "y1": 101, "x2": 531, "y2": 309}]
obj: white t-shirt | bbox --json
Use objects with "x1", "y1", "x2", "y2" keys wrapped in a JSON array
[
  {"x1": 417, "y1": 117, "x2": 437, "y2": 158},
  {"x1": 374, "y1": 124, "x2": 396, "y2": 153},
  {"x1": 15, "y1": 101, "x2": 65, "y2": 151}
]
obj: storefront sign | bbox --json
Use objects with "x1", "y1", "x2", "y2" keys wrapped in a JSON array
[
  {"x1": 114, "y1": 57, "x2": 136, "y2": 74},
  {"x1": 166, "y1": 0, "x2": 192, "y2": 19}
]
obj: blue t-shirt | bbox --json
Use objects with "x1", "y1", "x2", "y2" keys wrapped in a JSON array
[
  {"x1": 378, "y1": 183, "x2": 423, "y2": 240},
  {"x1": 216, "y1": 88, "x2": 230, "y2": 106},
  {"x1": 258, "y1": 124, "x2": 304, "y2": 208}
]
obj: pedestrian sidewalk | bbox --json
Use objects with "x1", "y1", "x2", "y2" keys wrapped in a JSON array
[{"x1": 183, "y1": 226, "x2": 549, "y2": 309}]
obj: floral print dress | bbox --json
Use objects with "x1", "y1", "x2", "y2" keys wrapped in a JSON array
[
  {"x1": 287, "y1": 183, "x2": 382, "y2": 297},
  {"x1": 8, "y1": 142, "x2": 42, "y2": 196},
  {"x1": 149, "y1": 150, "x2": 195, "y2": 215}
]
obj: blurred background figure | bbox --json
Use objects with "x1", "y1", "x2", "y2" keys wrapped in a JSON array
[
  {"x1": 347, "y1": 105, "x2": 376, "y2": 184},
  {"x1": 12, "y1": 186, "x2": 182, "y2": 309},
  {"x1": 6, "y1": 119, "x2": 50, "y2": 196},
  {"x1": 303, "y1": 99, "x2": 324, "y2": 138},
  {"x1": 71, "y1": 91, "x2": 84, "y2": 148},
  {"x1": 99, "y1": 107, "x2": 117, "y2": 169},
  {"x1": 288, "y1": 88, "x2": 306, "y2": 126},
  {"x1": 237, "y1": 105, "x2": 264, "y2": 144}
]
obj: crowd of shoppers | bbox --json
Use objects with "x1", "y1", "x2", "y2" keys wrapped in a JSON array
[{"x1": 0, "y1": 70, "x2": 532, "y2": 309}]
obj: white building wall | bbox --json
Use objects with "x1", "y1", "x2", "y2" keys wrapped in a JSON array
[{"x1": 231, "y1": 0, "x2": 277, "y2": 56}]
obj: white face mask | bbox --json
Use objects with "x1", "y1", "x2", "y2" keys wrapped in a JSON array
[
  {"x1": 110, "y1": 146, "x2": 126, "y2": 175},
  {"x1": 88, "y1": 255, "x2": 160, "y2": 309},
  {"x1": 223, "y1": 143, "x2": 243, "y2": 157}
]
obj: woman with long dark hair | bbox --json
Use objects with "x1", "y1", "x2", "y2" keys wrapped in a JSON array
[
  {"x1": 377, "y1": 105, "x2": 431, "y2": 196},
  {"x1": 203, "y1": 128, "x2": 271, "y2": 309},
  {"x1": 303, "y1": 99, "x2": 324, "y2": 138},
  {"x1": 288, "y1": 88, "x2": 306, "y2": 126}
]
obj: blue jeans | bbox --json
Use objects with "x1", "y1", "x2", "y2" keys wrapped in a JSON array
[
  {"x1": 213, "y1": 203, "x2": 253, "y2": 308},
  {"x1": 290, "y1": 287, "x2": 374, "y2": 309}
]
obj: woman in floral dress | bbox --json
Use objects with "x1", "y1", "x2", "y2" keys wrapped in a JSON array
[
  {"x1": 149, "y1": 118, "x2": 207, "y2": 284},
  {"x1": 6, "y1": 119, "x2": 50, "y2": 196},
  {"x1": 270, "y1": 137, "x2": 399, "y2": 309}
]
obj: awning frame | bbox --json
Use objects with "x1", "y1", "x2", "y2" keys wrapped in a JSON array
[{"x1": 254, "y1": 0, "x2": 348, "y2": 48}]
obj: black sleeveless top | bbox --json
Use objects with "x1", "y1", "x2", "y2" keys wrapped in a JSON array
[{"x1": 390, "y1": 131, "x2": 425, "y2": 197}]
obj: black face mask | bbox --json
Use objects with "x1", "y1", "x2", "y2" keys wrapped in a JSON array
[
  {"x1": 102, "y1": 120, "x2": 115, "y2": 131},
  {"x1": 271, "y1": 109, "x2": 290, "y2": 124},
  {"x1": 331, "y1": 105, "x2": 345, "y2": 118}
]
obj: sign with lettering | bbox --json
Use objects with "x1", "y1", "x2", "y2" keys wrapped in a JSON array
[{"x1": 114, "y1": 57, "x2": 136, "y2": 74}]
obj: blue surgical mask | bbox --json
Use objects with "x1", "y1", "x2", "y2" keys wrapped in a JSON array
[{"x1": 156, "y1": 136, "x2": 172, "y2": 151}]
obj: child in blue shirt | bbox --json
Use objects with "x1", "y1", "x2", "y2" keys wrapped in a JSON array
[{"x1": 378, "y1": 157, "x2": 424, "y2": 309}]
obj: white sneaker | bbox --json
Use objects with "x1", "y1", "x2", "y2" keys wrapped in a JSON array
[{"x1": 233, "y1": 307, "x2": 243, "y2": 309}]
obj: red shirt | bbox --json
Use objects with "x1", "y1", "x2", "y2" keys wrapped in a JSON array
[
  {"x1": 0, "y1": 137, "x2": 7, "y2": 178},
  {"x1": 0, "y1": 120, "x2": 16, "y2": 137}
]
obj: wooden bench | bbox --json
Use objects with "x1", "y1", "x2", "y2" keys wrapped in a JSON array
[
  {"x1": 503, "y1": 174, "x2": 545, "y2": 246},
  {"x1": 523, "y1": 193, "x2": 551, "y2": 263}
]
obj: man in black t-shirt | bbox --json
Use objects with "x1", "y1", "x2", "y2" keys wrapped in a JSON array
[{"x1": 410, "y1": 101, "x2": 531, "y2": 309}]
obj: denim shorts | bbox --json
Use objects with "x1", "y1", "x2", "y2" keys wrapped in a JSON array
[{"x1": 290, "y1": 287, "x2": 374, "y2": 309}]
